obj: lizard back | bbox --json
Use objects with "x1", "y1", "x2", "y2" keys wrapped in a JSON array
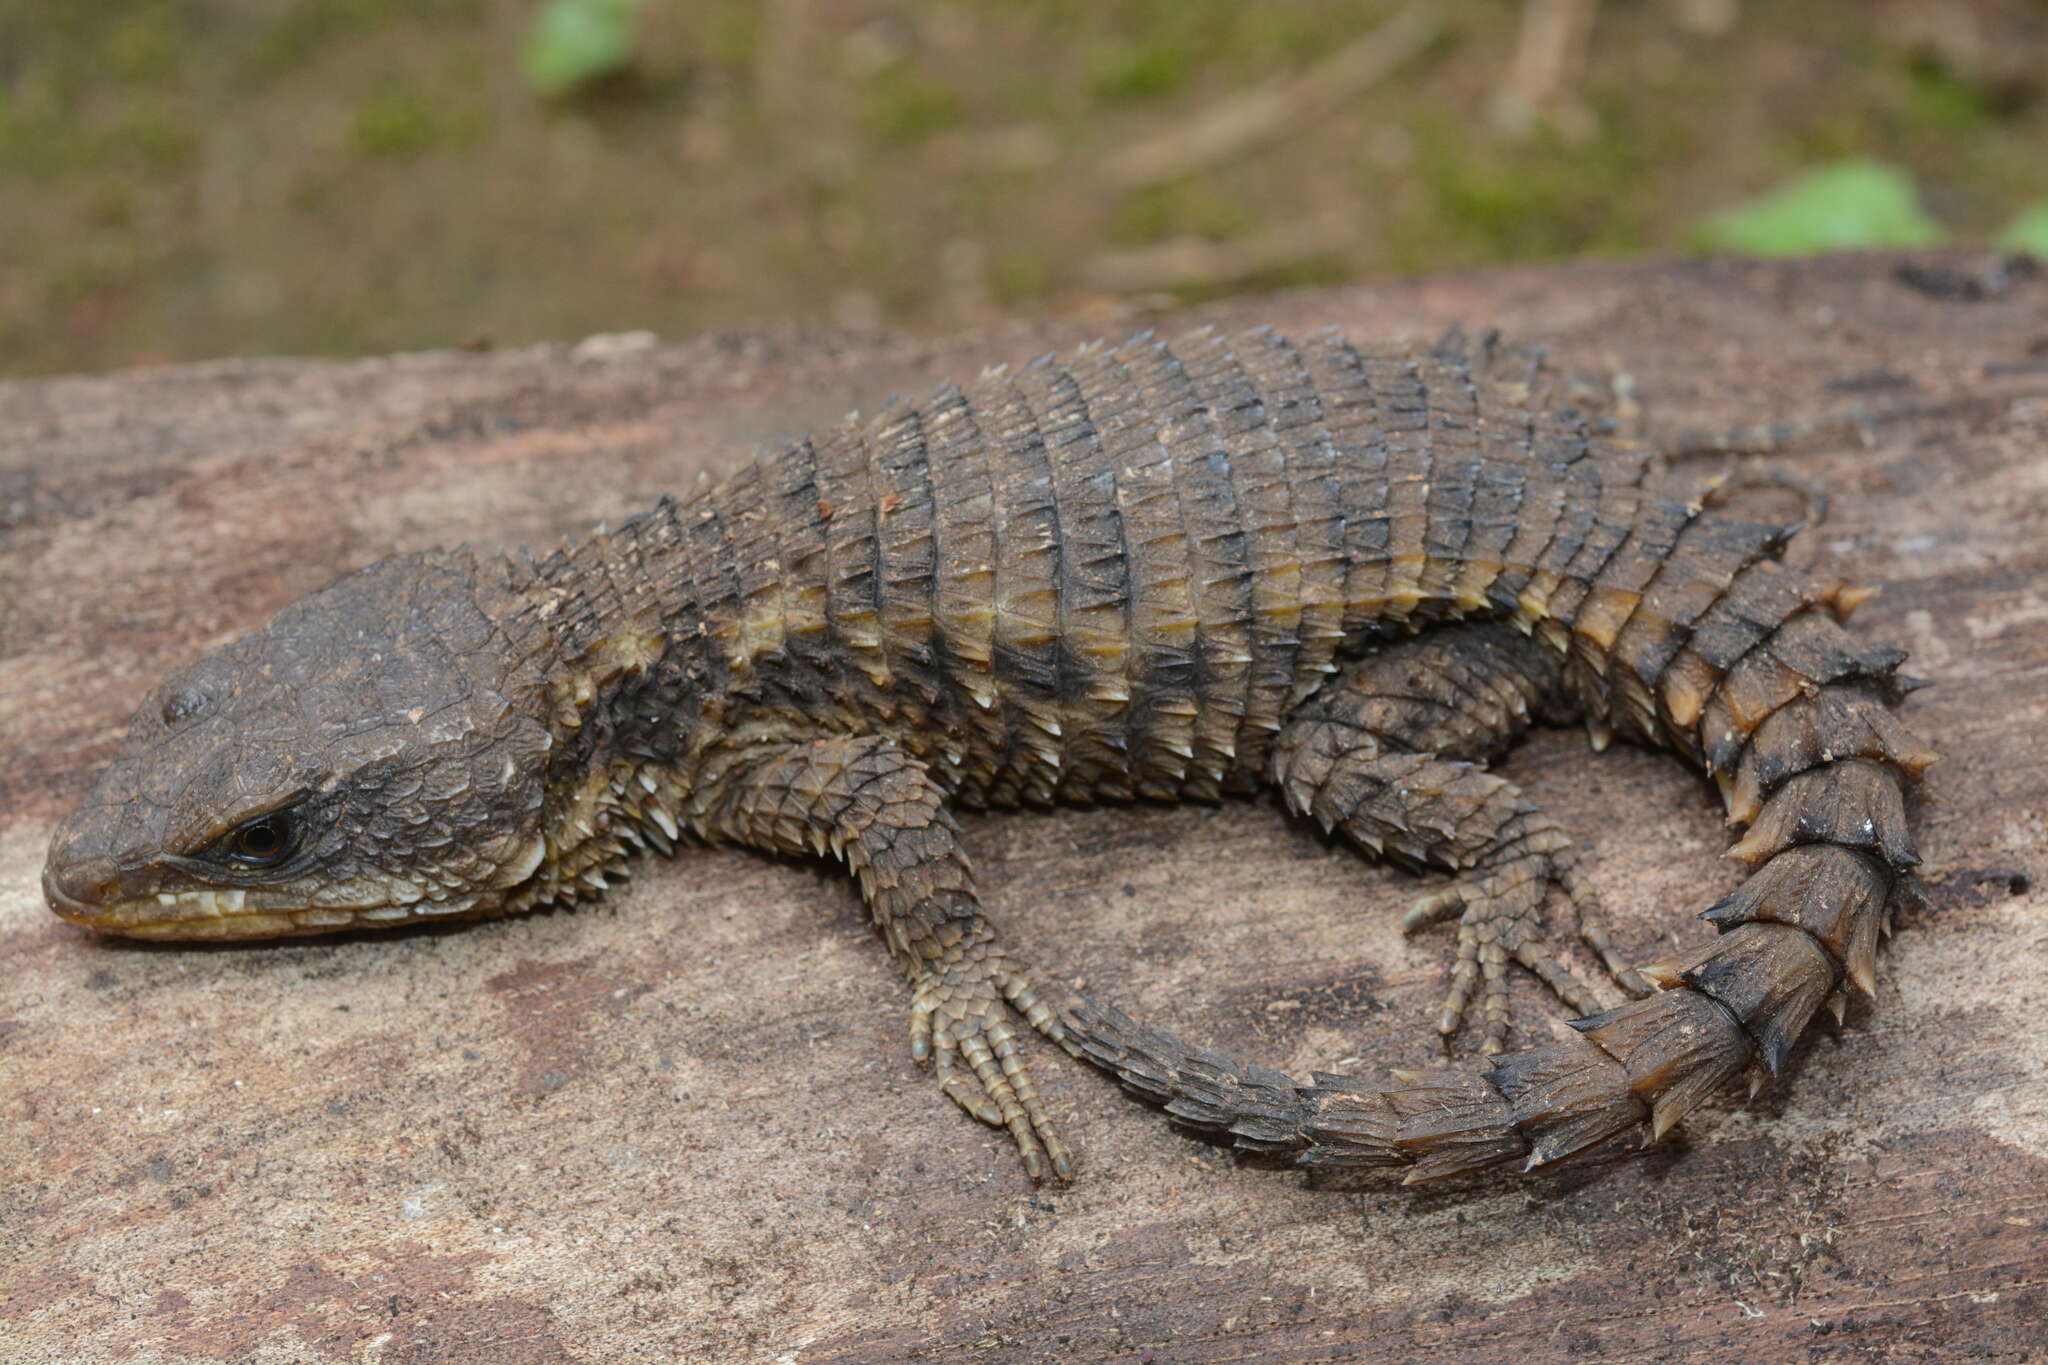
[{"x1": 532, "y1": 326, "x2": 1770, "y2": 814}]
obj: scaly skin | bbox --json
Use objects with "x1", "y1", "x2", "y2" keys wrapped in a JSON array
[{"x1": 43, "y1": 326, "x2": 1935, "y2": 1184}]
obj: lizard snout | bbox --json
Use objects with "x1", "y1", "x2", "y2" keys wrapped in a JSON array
[
  {"x1": 42, "y1": 809, "x2": 163, "y2": 930},
  {"x1": 42, "y1": 851, "x2": 128, "y2": 927}
]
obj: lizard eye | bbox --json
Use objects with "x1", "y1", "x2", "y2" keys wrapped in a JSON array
[{"x1": 222, "y1": 811, "x2": 296, "y2": 867}]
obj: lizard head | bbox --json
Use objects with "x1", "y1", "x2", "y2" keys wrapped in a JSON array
[{"x1": 43, "y1": 550, "x2": 563, "y2": 939}]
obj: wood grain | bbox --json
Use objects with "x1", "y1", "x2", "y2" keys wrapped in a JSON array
[{"x1": 3, "y1": 253, "x2": 2045, "y2": 1363}]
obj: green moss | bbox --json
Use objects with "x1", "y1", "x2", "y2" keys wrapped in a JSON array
[
  {"x1": 1161, "y1": 250, "x2": 1350, "y2": 311},
  {"x1": 1229, "y1": 3, "x2": 1368, "y2": 67},
  {"x1": 1088, "y1": 39, "x2": 1189, "y2": 102},
  {"x1": 990, "y1": 71, "x2": 1066, "y2": 122},
  {"x1": 82, "y1": 180, "x2": 140, "y2": 230},
  {"x1": 861, "y1": 66, "x2": 963, "y2": 144},
  {"x1": 990, "y1": 246, "x2": 1051, "y2": 306},
  {"x1": 1394, "y1": 113, "x2": 1652, "y2": 266},
  {"x1": 1900, "y1": 53, "x2": 1995, "y2": 134},
  {"x1": 0, "y1": 82, "x2": 66, "y2": 180},
  {"x1": 251, "y1": 0, "x2": 474, "y2": 79},
  {"x1": 49, "y1": 241, "x2": 146, "y2": 304},
  {"x1": 348, "y1": 89, "x2": 455, "y2": 159},
  {"x1": 102, "y1": 9, "x2": 185, "y2": 85},
  {"x1": 96, "y1": 102, "x2": 200, "y2": 173},
  {"x1": 249, "y1": 4, "x2": 365, "y2": 78},
  {"x1": 703, "y1": 8, "x2": 759, "y2": 69},
  {"x1": 1110, "y1": 181, "x2": 1259, "y2": 247}
]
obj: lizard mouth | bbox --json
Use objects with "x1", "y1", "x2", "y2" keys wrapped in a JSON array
[{"x1": 41, "y1": 864, "x2": 484, "y2": 939}]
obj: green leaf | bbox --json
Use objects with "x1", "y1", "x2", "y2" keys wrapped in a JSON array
[
  {"x1": 1995, "y1": 201, "x2": 2048, "y2": 258},
  {"x1": 1695, "y1": 161, "x2": 1946, "y2": 256},
  {"x1": 523, "y1": 0, "x2": 645, "y2": 99}
]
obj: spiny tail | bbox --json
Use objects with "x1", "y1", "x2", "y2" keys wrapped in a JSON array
[{"x1": 1063, "y1": 592, "x2": 1934, "y2": 1182}]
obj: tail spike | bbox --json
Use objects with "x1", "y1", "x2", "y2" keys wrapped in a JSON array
[{"x1": 1828, "y1": 582, "x2": 1880, "y2": 621}]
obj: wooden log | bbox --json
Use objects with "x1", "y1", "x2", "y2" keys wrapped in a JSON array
[{"x1": 3, "y1": 252, "x2": 2044, "y2": 1362}]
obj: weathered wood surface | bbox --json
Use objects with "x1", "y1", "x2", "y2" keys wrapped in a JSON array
[{"x1": 3, "y1": 252, "x2": 2045, "y2": 1364}]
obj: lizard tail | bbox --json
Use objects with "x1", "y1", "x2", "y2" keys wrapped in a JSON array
[{"x1": 1065, "y1": 590, "x2": 1934, "y2": 1181}]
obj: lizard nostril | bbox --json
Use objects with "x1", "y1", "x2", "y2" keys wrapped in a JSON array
[{"x1": 42, "y1": 855, "x2": 122, "y2": 916}]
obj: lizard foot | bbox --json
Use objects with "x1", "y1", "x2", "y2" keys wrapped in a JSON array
[
  {"x1": 1402, "y1": 849, "x2": 1649, "y2": 1055},
  {"x1": 910, "y1": 950, "x2": 1075, "y2": 1181}
]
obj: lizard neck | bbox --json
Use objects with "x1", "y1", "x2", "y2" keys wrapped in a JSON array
[{"x1": 488, "y1": 473, "x2": 835, "y2": 896}]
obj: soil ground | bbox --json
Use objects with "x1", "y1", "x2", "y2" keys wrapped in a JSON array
[{"x1": 4, "y1": 0, "x2": 2046, "y2": 377}]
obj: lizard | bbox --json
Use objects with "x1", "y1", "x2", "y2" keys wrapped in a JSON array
[{"x1": 42, "y1": 325, "x2": 1935, "y2": 1185}]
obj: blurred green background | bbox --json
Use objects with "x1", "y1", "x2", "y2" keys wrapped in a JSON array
[{"x1": 2, "y1": 0, "x2": 2044, "y2": 377}]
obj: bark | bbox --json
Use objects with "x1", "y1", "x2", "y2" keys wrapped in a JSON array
[{"x1": 2, "y1": 251, "x2": 2044, "y2": 1363}]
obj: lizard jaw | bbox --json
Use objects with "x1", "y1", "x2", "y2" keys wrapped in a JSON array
[
  {"x1": 42, "y1": 864, "x2": 494, "y2": 939},
  {"x1": 43, "y1": 831, "x2": 554, "y2": 941}
]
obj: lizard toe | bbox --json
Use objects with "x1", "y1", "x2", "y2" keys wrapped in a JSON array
[
  {"x1": 1411, "y1": 849, "x2": 1634, "y2": 1053},
  {"x1": 913, "y1": 958, "x2": 1074, "y2": 1181}
]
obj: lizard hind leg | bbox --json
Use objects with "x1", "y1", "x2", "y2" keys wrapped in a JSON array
[{"x1": 1273, "y1": 623, "x2": 1648, "y2": 1055}]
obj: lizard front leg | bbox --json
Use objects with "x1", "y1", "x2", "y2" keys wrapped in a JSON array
[
  {"x1": 692, "y1": 733, "x2": 1074, "y2": 1180},
  {"x1": 1273, "y1": 623, "x2": 1648, "y2": 1053}
]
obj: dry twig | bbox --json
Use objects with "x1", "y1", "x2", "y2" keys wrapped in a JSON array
[{"x1": 1098, "y1": 6, "x2": 1442, "y2": 190}]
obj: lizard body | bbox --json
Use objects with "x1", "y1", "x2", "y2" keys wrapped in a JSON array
[{"x1": 43, "y1": 326, "x2": 1933, "y2": 1184}]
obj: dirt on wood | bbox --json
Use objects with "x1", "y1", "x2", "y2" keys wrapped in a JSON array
[{"x1": 2, "y1": 252, "x2": 2045, "y2": 1363}]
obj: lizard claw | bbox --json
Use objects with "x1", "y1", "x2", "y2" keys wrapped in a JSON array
[
  {"x1": 910, "y1": 952, "x2": 1075, "y2": 1181},
  {"x1": 1402, "y1": 847, "x2": 1646, "y2": 1054}
]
